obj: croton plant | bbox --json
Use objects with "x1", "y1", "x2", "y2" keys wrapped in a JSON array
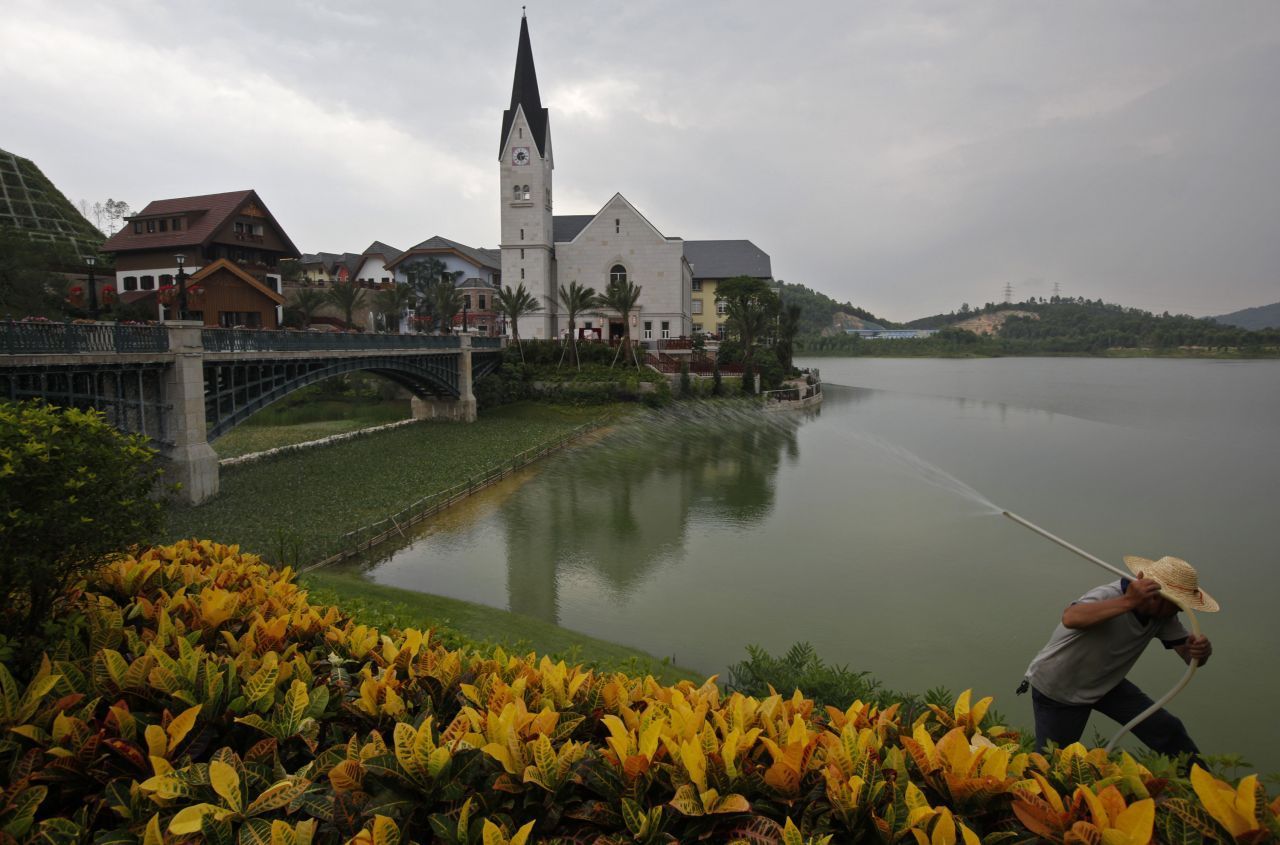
[{"x1": 1, "y1": 541, "x2": 1275, "y2": 844}]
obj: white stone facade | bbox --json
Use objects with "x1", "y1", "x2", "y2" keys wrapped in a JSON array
[
  {"x1": 553, "y1": 194, "x2": 691, "y2": 339},
  {"x1": 499, "y1": 106, "x2": 556, "y2": 340}
]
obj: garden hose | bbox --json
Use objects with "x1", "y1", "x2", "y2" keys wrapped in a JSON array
[{"x1": 1002, "y1": 510, "x2": 1201, "y2": 754}]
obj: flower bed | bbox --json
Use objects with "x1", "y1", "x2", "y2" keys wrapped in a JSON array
[{"x1": 1, "y1": 541, "x2": 1275, "y2": 844}]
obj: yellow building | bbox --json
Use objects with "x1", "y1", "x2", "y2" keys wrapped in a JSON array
[{"x1": 685, "y1": 240, "x2": 774, "y2": 338}]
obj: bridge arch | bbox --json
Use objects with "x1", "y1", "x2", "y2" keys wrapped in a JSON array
[{"x1": 204, "y1": 354, "x2": 463, "y2": 440}]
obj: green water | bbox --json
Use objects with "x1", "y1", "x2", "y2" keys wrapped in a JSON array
[{"x1": 334, "y1": 357, "x2": 1280, "y2": 770}]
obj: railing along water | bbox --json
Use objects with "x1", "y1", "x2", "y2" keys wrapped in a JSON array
[
  {"x1": 2, "y1": 320, "x2": 169, "y2": 355},
  {"x1": 200, "y1": 329, "x2": 463, "y2": 353}
]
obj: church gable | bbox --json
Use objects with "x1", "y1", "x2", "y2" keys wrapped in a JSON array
[{"x1": 570, "y1": 194, "x2": 672, "y2": 247}]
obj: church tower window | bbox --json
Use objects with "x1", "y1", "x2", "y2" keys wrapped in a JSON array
[
  {"x1": 615, "y1": 219, "x2": 620, "y2": 234},
  {"x1": 513, "y1": 185, "x2": 520, "y2": 200},
  {"x1": 610, "y1": 265, "x2": 628, "y2": 285},
  {"x1": 521, "y1": 184, "x2": 530, "y2": 200}
]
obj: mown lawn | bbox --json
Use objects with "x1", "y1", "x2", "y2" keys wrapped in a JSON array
[
  {"x1": 302, "y1": 572, "x2": 700, "y2": 686},
  {"x1": 167, "y1": 402, "x2": 617, "y2": 565}
]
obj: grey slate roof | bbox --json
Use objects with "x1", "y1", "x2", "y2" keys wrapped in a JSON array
[
  {"x1": 683, "y1": 240, "x2": 772, "y2": 280},
  {"x1": 394, "y1": 235, "x2": 501, "y2": 271},
  {"x1": 553, "y1": 215, "x2": 593, "y2": 243},
  {"x1": 362, "y1": 240, "x2": 402, "y2": 263}
]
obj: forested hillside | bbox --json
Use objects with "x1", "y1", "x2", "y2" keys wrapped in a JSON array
[
  {"x1": 798, "y1": 298, "x2": 1280, "y2": 356},
  {"x1": 777, "y1": 280, "x2": 896, "y2": 333},
  {"x1": 1212, "y1": 301, "x2": 1280, "y2": 331}
]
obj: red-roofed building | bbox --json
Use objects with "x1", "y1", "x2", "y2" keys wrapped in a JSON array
[{"x1": 100, "y1": 189, "x2": 300, "y2": 323}]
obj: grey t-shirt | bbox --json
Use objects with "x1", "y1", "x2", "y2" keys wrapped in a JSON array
[{"x1": 1025, "y1": 580, "x2": 1189, "y2": 705}]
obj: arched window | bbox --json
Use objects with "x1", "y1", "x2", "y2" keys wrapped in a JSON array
[
  {"x1": 123, "y1": 276, "x2": 138, "y2": 291},
  {"x1": 521, "y1": 184, "x2": 530, "y2": 200},
  {"x1": 609, "y1": 264, "x2": 628, "y2": 286},
  {"x1": 513, "y1": 185, "x2": 520, "y2": 200}
]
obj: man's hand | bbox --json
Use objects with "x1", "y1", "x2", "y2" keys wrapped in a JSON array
[
  {"x1": 1176, "y1": 634, "x2": 1212, "y2": 666},
  {"x1": 1123, "y1": 573, "x2": 1164, "y2": 608}
]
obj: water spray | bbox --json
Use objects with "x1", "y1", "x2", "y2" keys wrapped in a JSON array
[{"x1": 1002, "y1": 510, "x2": 1202, "y2": 753}]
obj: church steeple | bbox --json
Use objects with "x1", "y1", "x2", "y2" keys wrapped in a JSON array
[{"x1": 500, "y1": 14, "x2": 549, "y2": 158}]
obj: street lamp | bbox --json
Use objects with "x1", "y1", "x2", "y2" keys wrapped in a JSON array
[
  {"x1": 85, "y1": 255, "x2": 99, "y2": 320},
  {"x1": 174, "y1": 254, "x2": 188, "y2": 321}
]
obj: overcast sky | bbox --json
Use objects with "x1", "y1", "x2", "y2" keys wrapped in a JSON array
[{"x1": 3, "y1": 1, "x2": 1277, "y2": 320}]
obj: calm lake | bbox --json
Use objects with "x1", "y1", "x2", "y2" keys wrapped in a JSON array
[{"x1": 333, "y1": 357, "x2": 1280, "y2": 770}]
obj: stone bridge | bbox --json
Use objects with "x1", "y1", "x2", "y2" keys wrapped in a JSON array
[{"x1": 0, "y1": 320, "x2": 505, "y2": 503}]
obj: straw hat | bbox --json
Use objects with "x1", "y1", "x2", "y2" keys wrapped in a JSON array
[{"x1": 1123, "y1": 555, "x2": 1220, "y2": 612}]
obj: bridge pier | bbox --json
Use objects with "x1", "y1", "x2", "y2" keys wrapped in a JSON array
[
  {"x1": 411, "y1": 338, "x2": 477, "y2": 422},
  {"x1": 162, "y1": 322, "x2": 220, "y2": 505}
]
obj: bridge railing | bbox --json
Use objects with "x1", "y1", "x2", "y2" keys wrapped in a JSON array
[
  {"x1": 200, "y1": 329, "x2": 463, "y2": 353},
  {"x1": 470, "y1": 336, "x2": 503, "y2": 349},
  {"x1": 2, "y1": 320, "x2": 169, "y2": 355}
]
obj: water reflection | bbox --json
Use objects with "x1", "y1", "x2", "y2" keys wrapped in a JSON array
[{"x1": 502, "y1": 405, "x2": 801, "y2": 622}]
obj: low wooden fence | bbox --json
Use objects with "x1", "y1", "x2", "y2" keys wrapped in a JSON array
[{"x1": 303, "y1": 419, "x2": 603, "y2": 570}]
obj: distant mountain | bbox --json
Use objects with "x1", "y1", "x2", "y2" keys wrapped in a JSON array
[
  {"x1": 1212, "y1": 302, "x2": 1280, "y2": 331},
  {"x1": 0, "y1": 147, "x2": 104, "y2": 255}
]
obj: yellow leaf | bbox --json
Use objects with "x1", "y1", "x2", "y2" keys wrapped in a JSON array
[
  {"x1": 680, "y1": 738, "x2": 708, "y2": 793},
  {"x1": 209, "y1": 760, "x2": 243, "y2": 814},
  {"x1": 168, "y1": 803, "x2": 222, "y2": 835},
  {"x1": 508, "y1": 820, "x2": 536, "y2": 845},
  {"x1": 931, "y1": 807, "x2": 957, "y2": 845},
  {"x1": 166, "y1": 704, "x2": 201, "y2": 750},
  {"x1": 783, "y1": 817, "x2": 805, "y2": 845},
  {"x1": 144, "y1": 723, "x2": 167, "y2": 759},
  {"x1": 1111, "y1": 798, "x2": 1154, "y2": 845},
  {"x1": 1191, "y1": 766, "x2": 1257, "y2": 837},
  {"x1": 371, "y1": 815, "x2": 399, "y2": 845},
  {"x1": 142, "y1": 814, "x2": 163, "y2": 845},
  {"x1": 481, "y1": 819, "x2": 508, "y2": 845},
  {"x1": 482, "y1": 742, "x2": 519, "y2": 775}
]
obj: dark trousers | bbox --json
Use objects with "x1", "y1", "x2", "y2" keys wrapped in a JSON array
[{"x1": 1031, "y1": 681, "x2": 1200, "y2": 758}]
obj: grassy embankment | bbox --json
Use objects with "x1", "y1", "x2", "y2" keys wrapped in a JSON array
[
  {"x1": 168, "y1": 402, "x2": 616, "y2": 564},
  {"x1": 170, "y1": 399, "x2": 701, "y2": 683},
  {"x1": 211, "y1": 395, "x2": 411, "y2": 458},
  {"x1": 302, "y1": 572, "x2": 699, "y2": 686}
]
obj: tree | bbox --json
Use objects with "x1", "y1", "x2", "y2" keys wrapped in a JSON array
[
  {"x1": 324, "y1": 281, "x2": 367, "y2": 330},
  {"x1": 0, "y1": 402, "x2": 163, "y2": 649},
  {"x1": 430, "y1": 274, "x2": 465, "y2": 334},
  {"x1": 280, "y1": 259, "x2": 304, "y2": 282},
  {"x1": 776, "y1": 303, "x2": 802, "y2": 372},
  {"x1": 557, "y1": 281, "x2": 600, "y2": 370},
  {"x1": 601, "y1": 277, "x2": 644, "y2": 369},
  {"x1": 288, "y1": 288, "x2": 328, "y2": 329},
  {"x1": 717, "y1": 276, "x2": 779, "y2": 377},
  {"x1": 494, "y1": 283, "x2": 543, "y2": 362},
  {"x1": 373, "y1": 285, "x2": 415, "y2": 333}
]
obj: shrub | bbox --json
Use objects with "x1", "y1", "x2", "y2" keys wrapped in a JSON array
[
  {"x1": 0, "y1": 401, "x2": 162, "y2": 644},
  {"x1": 1, "y1": 541, "x2": 1273, "y2": 844},
  {"x1": 679, "y1": 361, "x2": 691, "y2": 397}
]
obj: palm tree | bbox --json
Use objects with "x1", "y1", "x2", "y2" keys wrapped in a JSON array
[
  {"x1": 494, "y1": 283, "x2": 543, "y2": 362},
  {"x1": 373, "y1": 284, "x2": 414, "y2": 333},
  {"x1": 557, "y1": 281, "x2": 599, "y2": 370},
  {"x1": 324, "y1": 281, "x2": 366, "y2": 330},
  {"x1": 430, "y1": 274, "x2": 465, "y2": 334},
  {"x1": 288, "y1": 288, "x2": 327, "y2": 329},
  {"x1": 405, "y1": 258, "x2": 449, "y2": 330},
  {"x1": 601, "y1": 277, "x2": 643, "y2": 369}
]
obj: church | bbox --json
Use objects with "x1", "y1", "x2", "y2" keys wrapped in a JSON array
[{"x1": 498, "y1": 15, "x2": 773, "y2": 344}]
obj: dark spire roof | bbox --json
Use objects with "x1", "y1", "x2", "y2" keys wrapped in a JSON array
[{"x1": 500, "y1": 15, "x2": 549, "y2": 158}]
